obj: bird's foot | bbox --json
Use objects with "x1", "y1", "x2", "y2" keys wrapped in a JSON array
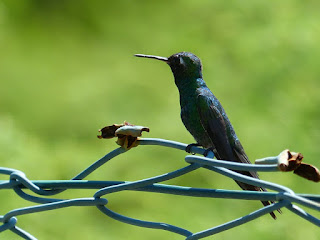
[
  {"x1": 203, "y1": 147, "x2": 215, "y2": 157},
  {"x1": 185, "y1": 143, "x2": 201, "y2": 154}
]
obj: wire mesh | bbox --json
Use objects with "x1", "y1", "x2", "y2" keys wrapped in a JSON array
[{"x1": 0, "y1": 138, "x2": 319, "y2": 240}]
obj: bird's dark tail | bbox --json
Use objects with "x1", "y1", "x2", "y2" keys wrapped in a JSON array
[
  {"x1": 261, "y1": 188, "x2": 282, "y2": 220},
  {"x1": 235, "y1": 178, "x2": 281, "y2": 220},
  {"x1": 261, "y1": 200, "x2": 277, "y2": 219}
]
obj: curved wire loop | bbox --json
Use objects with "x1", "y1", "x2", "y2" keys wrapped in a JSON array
[{"x1": 0, "y1": 138, "x2": 319, "y2": 239}]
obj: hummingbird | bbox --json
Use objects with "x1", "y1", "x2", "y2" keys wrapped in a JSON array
[{"x1": 135, "y1": 52, "x2": 279, "y2": 219}]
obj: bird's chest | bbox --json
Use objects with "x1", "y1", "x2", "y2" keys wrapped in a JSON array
[{"x1": 180, "y1": 101, "x2": 212, "y2": 147}]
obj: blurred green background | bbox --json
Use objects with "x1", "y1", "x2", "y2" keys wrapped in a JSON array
[{"x1": 0, "y1": 1, "x2": 319, "y2": 239}]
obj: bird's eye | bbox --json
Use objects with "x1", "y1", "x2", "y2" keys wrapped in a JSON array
[{"x1": 179, "y1": 57, "x2": 185, "y2": 66}]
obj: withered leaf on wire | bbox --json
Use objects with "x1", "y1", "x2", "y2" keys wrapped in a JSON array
[
  {"x1": 279, "y1": 151, "x2": 319, "y2": 182},
  {"x1": 284, "y1": 152, "x2": 304, "y2": 172},
  {"x1": 97, "y1": 124, "x2": 124, "y2": 139},
  {"x1": 294, "y1": 163, "x2": 320, "y2": 182},
  {"x1": 97, "y1": 122, "x2": 149, "y2": 150},
  {"x1": 256, "y1": 149, "x2": 319, "y2": 183}
]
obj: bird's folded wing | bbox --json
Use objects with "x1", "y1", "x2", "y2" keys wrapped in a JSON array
[{"x1": 196, "y1": 95, "x2": 234, "y2": 160}]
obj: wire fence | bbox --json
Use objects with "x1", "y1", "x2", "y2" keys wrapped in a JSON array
[{"x1": 0, "y1": 137, "x2": 319, "y2": 240}]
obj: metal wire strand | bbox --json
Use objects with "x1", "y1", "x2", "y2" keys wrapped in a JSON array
[{"x1": 0, "y1": 138, "x2": 319, "y2": 239}]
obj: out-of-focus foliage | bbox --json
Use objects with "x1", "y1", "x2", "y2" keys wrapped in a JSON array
[{"x1": 0, "y1": 1, "x2": 319, "y2": 239}]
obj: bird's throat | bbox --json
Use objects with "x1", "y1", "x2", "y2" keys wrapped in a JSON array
[{"x1": 174, "y1": 76, "x2": 207, "y2": 95}]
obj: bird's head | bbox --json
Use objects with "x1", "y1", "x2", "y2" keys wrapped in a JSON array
[
  {"x1": 135, "y1": 52, "x2": 203, "y2": 81},
  {"x1": 167, "y1": 52, "x2": 202, "y2": 78}
]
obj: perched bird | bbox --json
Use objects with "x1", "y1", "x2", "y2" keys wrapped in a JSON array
[{"x1": 135, "y1": 52, "x2": 279, "y2": 219}]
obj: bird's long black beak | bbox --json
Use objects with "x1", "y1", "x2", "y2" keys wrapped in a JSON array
[{"x1": 134, "y1": 54, "x2": 168, "y2": 62}]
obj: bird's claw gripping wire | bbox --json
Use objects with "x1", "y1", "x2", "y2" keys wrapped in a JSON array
[
  {"x1": 203, "y1": 148, "x2": 215, "y2": 157},
  {"x1": 185, "y1": 143, "x2": 201, "y2": 155}
]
